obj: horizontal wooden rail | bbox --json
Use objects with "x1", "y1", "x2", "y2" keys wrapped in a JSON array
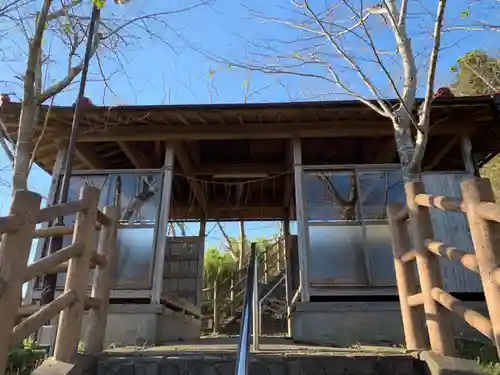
[
  {"x1": 401, "y1": 250, "x2": 417, "y2": 263},
  {"x1": 34, "y1": 223, "x2": 101, "y2": 238},
  {"x1": 17, "y1": 295, "x2": 102, "y2": 317},
  {"x1": 407, "y1": 293, "x2": 424, "y2": 307},
  {"x1": 37, "y1": 200, "x2": 87, "y2": 224},
  {"x1": 424, "y1": 239, "x2": 479, "y2": 274},
  {"x1": 431, "y1": 287, "x2": 494, "y2": 341},
  {"x1": 12, "y1": 290, "x2": 77, "y2": 345},
  {"x1": 47, "y1": 257, "x2": 102, "y2": 277},
  {"x1": 24, "y1": 247, "x2": 105, "y2": 282},
  {"x1": 475, "y1": 201, "x2": 500, "y2": 223},
  {"x1": 23, "y1": 243, "x2": 85, "y2": 282},
  {"x1": 34, "y1": 225, "x2": 74, "y2": 238},
  {"x1": 414, "y1": 194, "x2": 464, "y2": 212}
]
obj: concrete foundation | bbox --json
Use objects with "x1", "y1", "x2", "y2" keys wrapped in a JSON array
[
  {"x1": 81, "y1": 304, "x2": 201, "y2": 347},
  {"x1": 82, "y1": 305, "x2": 160, "y2": 347},
  {"x1": 291, "y1": 301, "x2": 489, "y2": 347},
  {"x1": 157, "y1": 308, "x2": 201, "y2": 343}
]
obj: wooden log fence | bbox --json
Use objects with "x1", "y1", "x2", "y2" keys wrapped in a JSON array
[
  {"x1": 202, "y1": 243, "x2": 285, "y2": 331},
  {"x1": 388, "y1": 177, "x2": 500, "y2": 358},
  {"x1": 0, "y1": 184, "x2": 119, "y2": 375}
]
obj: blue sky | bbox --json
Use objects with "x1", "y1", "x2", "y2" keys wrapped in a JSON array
[{"x1": 0, "y1": 0, "x2": 498, "y2": 256}]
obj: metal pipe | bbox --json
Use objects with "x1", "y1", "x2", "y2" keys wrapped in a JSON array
[
  {"x1": 252, "y1": 244, "x2": 259, "y2": 351},
  {"x1": 235, "y1": 243, "x2": 257, "y2": 375},
  {"x1": 40, "y1": 4, "x2": 101, "y2": 307},
  {"x1": 259, "y1": 274, "x2": 285, "y2": 304}
]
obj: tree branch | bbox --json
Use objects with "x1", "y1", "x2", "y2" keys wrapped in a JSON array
[
  {"x1": 303, "y1": 0, "x2": 394, "y2": 117},
  {"x1": 37, "y1": 29, "x2": 101, "y2": 103},
  {"x1": 407, "y1": 0, "x2": 447, "y2": 173},
  {"x1": 46, "y1": 0, "x2": 83, "y2": 21}
]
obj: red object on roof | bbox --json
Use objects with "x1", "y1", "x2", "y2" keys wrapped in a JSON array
[
  {"x1": 72, "y1": 96, "x2": 94, "y2": 108},
  {"x1": 0, "y1": 93, "x2": 11, "y2": 106},
  {"x1": 434, "y1": 87, "x2": 455, "y2": 98}
]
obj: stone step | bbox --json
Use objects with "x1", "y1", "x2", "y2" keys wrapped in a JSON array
[{"x1": 97, "y1": 353, "x2": 422, "y2": 375}]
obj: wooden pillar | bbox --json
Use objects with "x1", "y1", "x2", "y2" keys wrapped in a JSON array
[
  {"x1": 387, "y1": 204, "x2": 427, "y2": 350},
  {"x1": 213, "y1": 280, "x2": 220, "y2": 334},
  {"x1": 230, "y1": 275, "x2": 236, "y2": 316},
  {"x1": 239, "y1": 220, "x2": 246, "y2": 270},
  {"x1": 405, "y1": 181, "x2": 455, "y2": 356},
  {"x1": 83, "y1": 205, "x2": 119, "y2": 353},
  {"x1": 151, "y1": 146, "x2": 175, "y2": 305},
  {"x1": 460, "y1": 137, "x2": 476, "y2": 175},
  {"x1": 462, "y1": 178, "x2": 500, "y2": 355},
  {"x1": 0, "y1": 191, "x2": 41, "y2": 375},
  {"x1": 283, "y1": 216, "x2": 293, "y2": 336},
  {"x1": 197, "y1": 219, "x2": 206, "y2": 306},
  {"x1": 54, "y1": 185, "x2": 99, "y2": 361},
  {"x1": 263, "y1": 246, "x2": 269, "y2": 283},
  {"x1": 292, "y1": 138, "x2": 310, "y2": 302}
]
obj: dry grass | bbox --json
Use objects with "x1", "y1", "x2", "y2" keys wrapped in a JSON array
[{"x1": 480, "y1": 156, "x2": 500, "y2": 199}]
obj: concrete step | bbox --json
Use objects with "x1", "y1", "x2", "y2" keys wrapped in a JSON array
[{"x1": 97, "y1": 353, "x2": 422, "y2": 375}]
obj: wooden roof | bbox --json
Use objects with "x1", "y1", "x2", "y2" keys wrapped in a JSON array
[{"x1": 1, "y1": 96, "x2": 499, "y2": 220}]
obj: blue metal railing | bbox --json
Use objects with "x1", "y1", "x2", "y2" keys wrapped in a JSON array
[{"x1": 235, "y1": 242, "x2": 259, "y2": 375}]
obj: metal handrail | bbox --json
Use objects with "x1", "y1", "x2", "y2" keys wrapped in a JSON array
[{"x1": 235, "y1": 242, "x2": 259, "y2": 375}]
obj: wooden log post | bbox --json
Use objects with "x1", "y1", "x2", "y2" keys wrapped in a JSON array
[
  {"x1": 283, "y1": 217, "x2": 293, "y2": 337},
  {"x1": 229, "y1": 275, "x2": 236, "y2": 316},
  {"x1": 264, "y1": 246, "x2": 269, "y2": 283},
  {"x1": 83, "y1": 206, "x2": 119, "y2": 353},
  {"x1": 387, "y1": 203, "x2": 427, "y2": 350},
  {"x1": 213, "y1": 280, "x2": 220, "y2": 335},
  {"x1": 0, "y1": 191, "x2": 41, "y2": 375},
  {"x1": 53, "y1": 185, "x2": 100, "y2": 361},
  {"x1": 462, "y1": 178, "x2": 500, "y2": 355},
  {"x1": 405, "y1": 181, "x2": 455, "y2": 356}
]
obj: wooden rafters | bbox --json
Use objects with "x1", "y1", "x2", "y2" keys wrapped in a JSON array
[
  {"x1": 117, "y1": 141, "x2": 150, "y2": 169},
  {"x1": 172, "y1": 141, "x2": 207, "y2": 213},
  {"x1": 424, "y1": 135, "x2": 460, "y2": 170},
  {"x1": 196, "y1": 163, "x2": 285, "y2": 175},
  {"x1": 170, "y1": 205, "x2": 285, "y2": 221},
  {"x1": 74, "y1": 144, "x2": 105, "y2": 169}
]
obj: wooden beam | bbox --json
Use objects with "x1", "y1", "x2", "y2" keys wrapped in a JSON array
[
  {"x1": 170, "y1": 205, "x2": 285, "y2": 221},
  {"x1": 117, "y1": 141, "x2": 150, "y2": 168},
  {"x1": 424, "y1": 135, "x2": 460, "y2": 171},
  {"x1": 51, "y1": 120, "x2": 468, "y2": 142},
  {"x1": 172, "y1": 141, "x2": 207, "y2": 213},
  {"x1": 197, "y1": 163, "x2": 286, "y2": 175},
  {"x1": 74, "y1": 144, "x2": 105, "y2": 169}
]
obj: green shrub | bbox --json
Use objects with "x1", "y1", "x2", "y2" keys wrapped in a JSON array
[{"x1": 6, "y1": 339, "x2": 46, "y2": 375}]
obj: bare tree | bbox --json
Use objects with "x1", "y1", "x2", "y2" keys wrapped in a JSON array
[
  {"x1": 1, "y1": 0, "x2": 211, "y2": 192},
  {"x1": 214, "y1": 0, "x2": 448, "y2": 180}
]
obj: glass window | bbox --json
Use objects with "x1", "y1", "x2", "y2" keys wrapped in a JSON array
[
  {"x1": 304, "y1": 171, "x2": 359, "y2": 222},
  {"x1": 68, "y1": 173, "x2": 161, "y2": 225},
  {"x1": 357, "y1": 169, "x2": 404, "y2": 221}
]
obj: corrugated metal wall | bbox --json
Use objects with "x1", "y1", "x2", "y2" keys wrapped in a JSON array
[{"x1": 422, "y1": 172, "x2": 483, "y2": 293}]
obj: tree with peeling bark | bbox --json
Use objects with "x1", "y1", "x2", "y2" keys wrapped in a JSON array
[
  {"x1": 216, "y1": 0, "x2": 448, "y2": 181},
  {"x1": 1, "y1": 0, "x2": 211, "y2": 192}
]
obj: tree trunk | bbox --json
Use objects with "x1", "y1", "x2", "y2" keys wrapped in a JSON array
[{"x1": 13, "y1": 98, "x2": 37, "y2": 191}]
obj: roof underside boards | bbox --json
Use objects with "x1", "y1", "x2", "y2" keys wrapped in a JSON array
[{"x1": 1, "y1": 96, "x2": 498, "y2": 220}]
